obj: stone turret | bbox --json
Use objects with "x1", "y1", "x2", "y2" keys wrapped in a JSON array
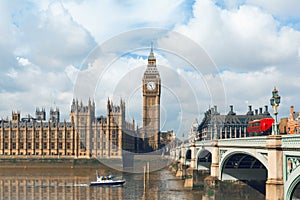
[
  {"x1": 50, "y1": 108, "x2": 60, "y2": 122},
  {"x1": 106, "y1": 98, "x2": 125, "y2": 127},
  {"x1": 12, "y1": 111, "x2": 20, "y2": 123},
  {"x1": 36, "y1": 108, "x2": 46, "y2": 121},
  {"x1": 69, "y1": 98, "x2": 96, "y2": 158},
  {"x1": 70, "y1": 98, "x2": 95, "y2": 126}
]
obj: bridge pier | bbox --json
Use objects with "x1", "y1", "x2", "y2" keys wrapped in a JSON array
[
  {"x1": 184, "y1": 168, "x2": 210, "y2": 188},
  {"x1": 176, "y1": 147, "x2": 185, "y2": 177},
  {"x1": 180, "y1": 147, "x2": 185, "y2": 164},
  {"x1": 266, "y1": 135, "x2": 284, "y2": 200},
  {"x1": 210, "y1": 140, "x2": 219, "y2": 178},
  {"x1": 190, "y1": 141, "x2": 196, "y2": 169},
  {"x1": 175, "y1": 163, "x2": 184, "y2": 177}
]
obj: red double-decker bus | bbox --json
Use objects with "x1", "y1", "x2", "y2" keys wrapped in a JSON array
[{"x1": 247, "y1": 118, "x2": 274, "y2": 136}]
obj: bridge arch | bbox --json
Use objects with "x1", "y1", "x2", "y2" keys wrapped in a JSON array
[
  {"x1": 285, "y1": 166, "x2": 300, "y2": 199},
  {"x1": 220, "y1": 150, "x2": 268, "y2": 194},
  {"x1": 220, "y1": 149, "x2": 268, "y2": 177},
  {"x1": 185, "y1": 149, "x2": 192, "y2": 165},
  {"x1": 196, "y1": 149, "x2": 212, "y2": 170}
]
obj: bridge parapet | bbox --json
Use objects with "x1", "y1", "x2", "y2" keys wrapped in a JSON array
[
  {"x1": 217, "y1": 136, "x2": 267, "y2": 148},
  {"x1": 282, "y1": 134, "x2": 300, "y2": 149},
  {"x1": 192, "y1": 134, "x2": 300, "y2": 149},
  {"x1": 195, "y1": 140, "x2": 212, "y2": 148}
]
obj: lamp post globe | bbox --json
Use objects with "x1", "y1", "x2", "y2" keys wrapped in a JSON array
[{"x1": 270, "y1": 87, "x2": 280, "y2": 135}]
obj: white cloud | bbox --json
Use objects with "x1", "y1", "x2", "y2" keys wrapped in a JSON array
[
  {"x1": 0, "y1": 69, "x2": 73, "y2": 121},
  {"x1": 0, "y1": 1, "x2": 97, "y2": 121},
  {"x1": 61, "y1": 0, "x2": 193, "y2": 44},
  {"x1": 65, "y1": 65, "x2": 80, "y2": 85},
  {"x1": 13, "y1": 1, "x2": 97, "y2": 70},
  {"x1": 0, "y1": 2, "x2": 17, "y2": 70},
  {"x1": 175, "y1": 0, "x2": 300, "y2": 71},
  {"x1": 6, "y1": 69, "x2": 18, "y2": 79},
  {"x1": 16, "y1": 57, "x2": 31, "y2": 66},
  {"x1": 211, "y1": 66, "x2": 300, "y2": 119},
  {"x1": 247, "y1": 0, "x2": 300, "y2": 19},
  {"x1": 0, "y1": 0, "x2": 300, "y2": 138}
]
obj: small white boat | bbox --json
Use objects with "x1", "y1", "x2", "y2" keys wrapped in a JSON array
[{"x1": 89, "y1": 171, "x2": 125, "y2": 186}]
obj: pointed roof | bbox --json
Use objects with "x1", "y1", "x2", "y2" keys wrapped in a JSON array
[
  {"x1": 143, "y1": 43, "x2": 160, "y2": 78},
  {"x1": 148, "y1": 42, "x2": 155, "y2": 60}
]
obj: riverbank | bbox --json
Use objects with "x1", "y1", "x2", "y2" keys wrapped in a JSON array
[
  {"x1": 0, "y1": 155, "x2": 171, "y2": 171},
  {"x1": 0, "y1": 157, "x2": 104, "y2": 168}
]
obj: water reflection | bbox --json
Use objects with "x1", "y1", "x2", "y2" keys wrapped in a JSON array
[
  {"x1": 0, "y1": 166, "x2": 268, "y2": 200},
  {"x1": 0, "y1": 175, "x2": 122, "y2": 200},
  {"x1": 0, "y1": 167, "x2": 201, "y2": 200}
]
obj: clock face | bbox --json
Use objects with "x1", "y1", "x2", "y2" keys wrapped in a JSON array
[{"x1": 147, "y1": 81, "x2": 156, "y2": 90}]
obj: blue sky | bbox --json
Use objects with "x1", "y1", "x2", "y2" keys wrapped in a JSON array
[{"x1": 0, "y1": 0, "x2": 300, "y2": 138}]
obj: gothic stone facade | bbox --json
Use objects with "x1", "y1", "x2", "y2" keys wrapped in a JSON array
[
  {"x1": 0, "y1": 99, "x2": 136, "y2": 158},
  {"x1": 70, "y1": 98, "x2": 136, "y2": 158}
]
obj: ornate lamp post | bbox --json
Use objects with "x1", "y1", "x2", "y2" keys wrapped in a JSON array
[{"x1": 270, "y1": 87, "x2": 281, "y2": 135}]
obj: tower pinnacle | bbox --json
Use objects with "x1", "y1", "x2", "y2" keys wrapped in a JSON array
[{"x1": 148, "y1": 42, "x2": 156, "y2": 66}]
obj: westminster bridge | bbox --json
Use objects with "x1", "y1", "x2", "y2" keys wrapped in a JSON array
[{"x1": 170, "y1": 134, "x2": 300, "y2": 200}]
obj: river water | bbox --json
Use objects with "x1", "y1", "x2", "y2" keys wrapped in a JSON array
[
  {"x1": 0, "y1": 165, "x2": 201, "y2": 200},
  {"x1": 0, "y1": 164, "x2": 269, "y2": 200}
]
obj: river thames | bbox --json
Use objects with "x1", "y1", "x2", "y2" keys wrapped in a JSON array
[{"x1": 0, "y1": 162, "x2": 269, "y2": 200}]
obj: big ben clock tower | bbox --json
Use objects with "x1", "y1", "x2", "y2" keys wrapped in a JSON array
[{"x1": 142, "y1": 44, "x2": 161, "y2": 151}]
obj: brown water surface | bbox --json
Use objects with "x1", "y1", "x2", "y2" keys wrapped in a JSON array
[{"x1": 0, "y1": 164, "x2": 267, "y2": 200}]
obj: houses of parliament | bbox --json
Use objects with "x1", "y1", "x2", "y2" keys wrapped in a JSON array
[{"x1": 0, "y1": 46, "x2": 165, "y2": 158}]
